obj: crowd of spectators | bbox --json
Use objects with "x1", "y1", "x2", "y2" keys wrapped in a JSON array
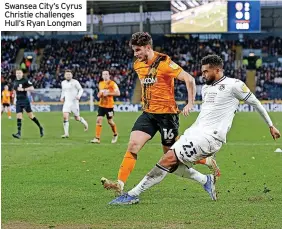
[{"x1": 1, "y1": 36, "x2": 282, "y2": 101}]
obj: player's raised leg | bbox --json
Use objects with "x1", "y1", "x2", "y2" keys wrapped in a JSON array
[
  {"x1": 75, "y1": 115, "x2": 88, "y2": 131},
  {"x1": 73, "y1": 103, "x2": 88, "y2": 131},
  {"x1": 91, "y1": 115, "x2": 103, "y2": 143},
  {"x1": 195, "y1": 155, "x2": 221, "y2": 178},
  {"x1": 27, "y1": 110, "x2": 44, "y2": 137}
]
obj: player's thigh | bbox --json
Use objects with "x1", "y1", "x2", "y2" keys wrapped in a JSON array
[
  {"x1": 105, "y1": 108, "x2": 114, "y2": 120},
  {"x1": 62, "y1": 103, "x2": 72, "y2": 114},
  {"x1": 157, "y1": 114, "x2": 179, "y2": 147},
  {"x1": 97, "y1": 106, "x2": 106, "y2": 118},
  {"x1": 16, "y1": 103, "x2": 24, "y2": 114},
  {"x1": 127, "y1": 130, "x2": 151, "y2": 153},
  {"x1": 131, "y1": 112, "x2": 158, "y2": 139},
  {"x1": 171, "y1": 134, "x2": 222, "y2": 167},
  {"x1": 24, "y1": 103, "x2": 33, "y2": 117}
]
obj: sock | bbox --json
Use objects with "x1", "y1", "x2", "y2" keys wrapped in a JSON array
[
  {"x1": 32, "y1": 117, "x2": 42, "y2": 128},
  {"x1": 173, "y1": 164, "x2": 207, "y2": 185},
  {"x1": 128, "y1": 164, "x2": 168, "y2": 196},
  {"x1": 95, "y1": 125, "x2": 102, "y2": 139},
  {"x1": 117, "y1": 151, "x2": 137, "y2": 185},
  {"x1": 17, "y1": 118, "x2": 22, "y2": 135},
  {"x1": 195, "y1": 158, "x2": 207, "y2": 165},
  {"x1": 78, "y1": 117, "x2": 87, "y2": 126},
  {"x1": 8, "y1": 110, "x2": 11, "y2": 117},
  {"x1": 110, "y1": 123, "x2": 118, "y2": 136},
  {"x1": 63, "y1": 120, "x2": 69, "y2": 135}
]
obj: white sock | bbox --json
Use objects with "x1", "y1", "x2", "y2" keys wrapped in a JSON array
[
  {"x1": 173, "y1": 164, "x2": 207, "y2": 185},
  {"x1": 63, "y1": 120, "x2": 69, "y2": 135},
  {"x1": 78, "y1": 117, "x2": 87, "y2": 126},
  {"x1": 128, "y1": 164, "x2": 168, "y2": 197}
]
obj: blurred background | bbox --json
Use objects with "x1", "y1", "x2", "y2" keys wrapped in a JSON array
[{"x1": 1, "y1": 0, "x2": 282, "y2": 112}]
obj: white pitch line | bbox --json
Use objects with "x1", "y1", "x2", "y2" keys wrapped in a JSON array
[{"x1": 1, "y1": 142, "x2": 281, "y2": 146}]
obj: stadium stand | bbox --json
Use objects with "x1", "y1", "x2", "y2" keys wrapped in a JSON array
[{"x1": 1, "y1": 36, "x2": 282, "y2": 101}]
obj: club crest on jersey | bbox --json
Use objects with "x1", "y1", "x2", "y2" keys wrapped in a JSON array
[
  {"x1": 219, "y1": 85, "x2": 225, "y2": 91},
  {"x1": 169, "y1": 61, "x2": 179, "y2": 70},
  {"x1": 241, "y1": 84, "x2": 249, "y2": 93}
]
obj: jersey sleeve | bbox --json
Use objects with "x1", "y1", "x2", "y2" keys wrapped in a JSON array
[
  {"x1": 24, "y1": 79, "x2": 33, "y2": 88},
  {"x1": 60, "y1": 81, "x2": 65, "y2": 99},
  {"x1": 232, "y1": 80, "x2": 252, "y2": 101},
  {"x1": 99, "y1": 82, "x2": 104, "y2": 91},
  {"x1": 75, "y1": 80, "x2": 83, "y2": 98},
  {"x1": 164, "y1": 58, "x2": 183, "y2": 78},
  {"x1": 113, "y1": 82, "x2": 119, "y2": 90}
]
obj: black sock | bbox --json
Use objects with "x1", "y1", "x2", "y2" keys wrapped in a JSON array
[
  {"x1": 32, "y1": 117, "x2": 41, "y2": 128},
  {"x1": 17, "y1": 118, "x2": 22, "y2": 135}
]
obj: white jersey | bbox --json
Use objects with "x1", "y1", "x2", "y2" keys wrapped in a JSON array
[
  {"x1": 185, "y1": 76, "x2": 272, "y2": 143},
  {"x1": 61, "y1": 79, "x2": 83, "y2": 104}
]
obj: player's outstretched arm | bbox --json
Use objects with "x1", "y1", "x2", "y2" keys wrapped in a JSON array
[
  {"x1": 176, "y1": 70, "x2": 196, "y2": 116},
  {"x1": 23, "y1": 86, "x2": 34, "y2": 92},
  {"x1": 245, "y1": 94, "x2": 280, "y2": 140},
  {"x1": 233, "y1": 80, "x2": 280, "y2": 140}
]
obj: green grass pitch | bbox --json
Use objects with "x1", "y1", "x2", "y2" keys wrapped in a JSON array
[{"x1": 2, "y1": 112, "x2": 282, "y2": 229}]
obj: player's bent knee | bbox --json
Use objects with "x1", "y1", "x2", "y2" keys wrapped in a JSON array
[
  {"x1": 158, "y1": 150, "x2": 178, "y2": 169},
  {"x1": 96, "y1": 117, "x2": 103, "y2": 125},
  {"x1": 107, "y1": 119, "x2": 114, "y2": 126}
]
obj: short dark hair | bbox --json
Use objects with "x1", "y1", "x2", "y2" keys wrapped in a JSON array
[
  {"x1": 15, "y1": 69, "x2": 23, "y2": 72},
  {"x1": 65, "y1": 69, "x2": 72, "y2": 73},
  {"x1": 130, "y1": 32, "x2": 153, "y2": 47},
  {"x1": 201, "y1": 55, "x2": 223, "y2": 68}
]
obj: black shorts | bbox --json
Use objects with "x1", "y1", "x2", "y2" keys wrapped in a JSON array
[
  {"x1": 132, "y1": 112, "x2": 179, "y2": 146},
  {"x1": 2, "y1": 103, "x2": 10, "y2": 107},
  {"x1": 16, "y1": 102, "x2": 32, "y2": 113},
  {"x1": 97, "y1": 106, "x2": 114, "y2": 119}
]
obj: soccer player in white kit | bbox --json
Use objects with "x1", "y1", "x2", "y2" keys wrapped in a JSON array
[
  {"x1": 109, "y1": 54, "x2": 281, "y2": 205},
  {"x1": 60, "y1": 70, "x2": 88, "y2": 138}
]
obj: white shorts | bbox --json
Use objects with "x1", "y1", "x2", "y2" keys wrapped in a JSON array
[
  {"x1": 171, "y1": 132, "x2": 222, "y2": 167},
  {"x1": 63, "y1": 102, "x2": 80, "y2": 116}
]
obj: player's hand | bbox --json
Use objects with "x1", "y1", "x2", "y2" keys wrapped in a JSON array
[
  {"x1": 76, "y1": 96, "x2": 80, "y2": 100},
  {"x1": 103, "y1": 90, "x2": 109, "y2": 96},
  {"x1": 182, "y1": 102, "x2": 193, "y2": 116},
  {"x1": 60, "y1": 98, "x2": 64, "y2": 102},
  {"x1": 17, "y1": 87, "x2": 24, "y2": 91},
  {"x1": 270, "y1": 126, "x2": 281, "y2": 140},
  {"x1": 97, "y1": 92, "x2": 103, "y2": 98}
]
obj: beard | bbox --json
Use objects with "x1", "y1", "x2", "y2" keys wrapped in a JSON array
[{"x1": 204, "y1": 75, "x2": 216, "y2": 85}]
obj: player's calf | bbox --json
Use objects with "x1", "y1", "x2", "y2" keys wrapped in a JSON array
[{"x1": 75, "y1": 116, "x2": 88, "y2": 131}]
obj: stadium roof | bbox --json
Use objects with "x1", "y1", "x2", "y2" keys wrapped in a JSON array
[{"x1": 87, "y1": 1, "x2": 170, "y2": 14}]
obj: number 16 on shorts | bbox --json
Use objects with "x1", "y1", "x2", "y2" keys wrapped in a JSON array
[{"x1": 163, "y1": 128, "x2": 174, "y2": 140}]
